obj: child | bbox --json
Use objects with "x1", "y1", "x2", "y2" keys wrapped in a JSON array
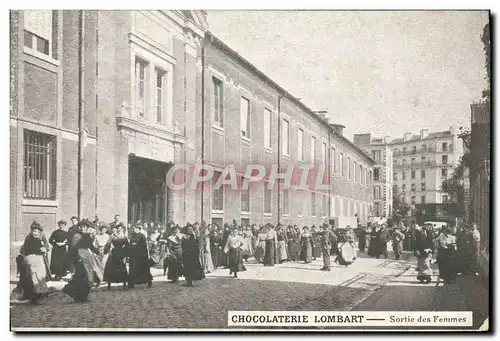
[{"x1": 417, "y1": 248, "x2": 433, "y2": 284}]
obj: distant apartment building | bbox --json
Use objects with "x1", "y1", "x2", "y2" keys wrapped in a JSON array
[
  {"x1": 389, "y1": 128, "x2": 464, "y2": 210},
  {"x1": 353, "y1": 134, "x2": 393, "y2": 219}
]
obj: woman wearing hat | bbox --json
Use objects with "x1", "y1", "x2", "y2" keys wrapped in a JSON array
[
  {"x1": 166, "y1": 225, "x2": 184, "y2": 283},
  {"x1": 223, "y1": 227, "x2": 246, "y2": 278},
  {"x1": 435, "y1": 226, "x2": 457, "y2": 284},
  {"x1": 62, "y1": 219, "x2": 100, "y2": 302},
  {"x1": 263, "y1": 224, "x2": 278, "y2": 266},
  {"x1": 48, "y1": 220, "x2": 69, "y2": 281},
  {"x1": 103, "y1": 224, "x2": 129, "y2": 290},
  {"x1": 12, "y1": 221, "x2": 49, "y2": 304},
  {"x1": 128, "y1": 223, "x2": 153, "y2": 288},
  {"x1": 181, "y1": 225, "x2": 205, "y2": 286}
]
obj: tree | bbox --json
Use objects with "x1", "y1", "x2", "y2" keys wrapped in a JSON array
[
  {"x1": 392, "y1": 184, "x2": 410, "y2": 224},
  {"x1": 441, "y1": 127, "x2": 471, "y2": 217},
  {"x1": 481, "y1": 23, "x2": 491, "y2": 101}
]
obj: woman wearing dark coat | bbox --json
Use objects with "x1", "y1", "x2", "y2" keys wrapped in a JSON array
[
  {"x1": 181, "y1": 226, "x2": 205, "y2": 287},
  {"x1": 286, "y1": 226, "x2": 298, "y2": 261},
  {"x1": 435, "y1": 227, "x2": 458, "y2": 284},
  {"x1": 263, "y1": 225, "x2": 278, "y2": 266},
  {"x1": 62, "y1": 219, "x2": 101, "y2": 302},
  {"x1": 210, "y1": 226, "x2": 223, "y2": 269},
  {"x1": 49, "y1": 220, "x2": 69, "y2": 280},
  {"x1": 127, "y1": 224, "x2": 153, "y2": 288},
  {"x1": 166, "y1": 226, "x2": 184, "y2": 283}
]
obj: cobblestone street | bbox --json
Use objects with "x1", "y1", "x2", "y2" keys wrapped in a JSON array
[{"x1": 10, "y1": 251, "x2": 488, "y2": 330}]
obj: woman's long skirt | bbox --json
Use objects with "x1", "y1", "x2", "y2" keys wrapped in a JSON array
[
  {"x1": 335, "y1": 242, "x2": 357, "y2": 266},
  {"x1": 157, "y1": 244, "x2": 168, "y2": 270},
  {"x1": 50, "y1": 245, "x2": 68, "y2": 278},
  {"x1": 300, "y1": 243, "x2": 312, "y2": 263},
  {"x1": 438, "y1": 247, "x2": 457, "y2": 282},
  {"x1": 211, "y1": 244, "x2": 221, "y2": 269},
  {"x1": 263, "y1": 240, "x2": 276, "y2": 266},
  {"x1": 12, "y1": 254, "x2": 49, "y2": 302},
  {"x1": 277, "y1": 240, "x2": 288, "y2": 262},
  {"x1": 205, "y1": 248, "x2": 214, "y2": 274},
  {"x1": 228, "y1": 248, "x2": 247, "y2": 273},
  {"x1": 254, "y1": 241, "x2": 266, "y2": 263},
  {"x1": 103, "y1": 252, "x2": 128, "y2": 284},
  {"x1": 287, "y1": 240, "x2": 296, "y2": 261},
  {"x1": 62, "y1": 249, "x2": 98, "y2": 302},
  {"x1": 128, "y1": 252, "x2": 153, "y2": 287},
  {"x1": 242, "y1": 237, "x2": 254, "y2": 259},
  {"x1": 167, "y1": 248, "x2": 183, "y2": 281}
]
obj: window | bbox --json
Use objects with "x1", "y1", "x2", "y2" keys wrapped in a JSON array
[
  {"x1": 368, "y1": 170, "x2": 372, "y2": 185},
  {"x1": 340, "y1": 153, "x2": 344, "y2": 177},
  {"x1": 321, "y1": 142, "x2": 326, "y2": 164},
  {"x1": 402, "y1": 158, "x2": 406, "y2": 164},
  {"x1": 411, "y1": 196, "x2": 416, "y2": 205},
  {"x1": 264, "y1": 108, "x2": 271, "y2": 149},
  {"x1": 421, "y1": 156, "x2": 426, "y2": 163},
  {"x1": 310, "y1": 136, "x2": 316, "y2": 162},
  {"x1": 297, "y1": 128, "x2": 304, "y2": 161},
  {"x1": 354, "y1": 161, "x2": 357, "y2": 182},
  {"x1": 282, "y1": 120, "x2": 290, "y2": 156},
  {"x1": 442, "y1": 142, "x2": 448, "y2": 152},
  {"x1": 442, "y1": 194, "x2": 448, "y2": 203},
  {"x1": 442, "y1": 155, "x2": 448, "y2": 164},
  {"x1": 411, "y1": 183, "x2": 416, "y2": 192},
  {"x1": 311, "y1": 192, "x2": 316, "y2": 216},
  {"x1": 372, "y1": 150, "x2": 381, "y2": 163},
  {"x1": 402, "y1": 184, "x2": 406, "y2": 192},
  {"x1": 422, "y1": 144, "x2": 427, "y2": 153},
  {"x1": 403, "y1": 147, "x2": 407, "y2": 155},
  {"x1": 212, "y1": 171, "x2": 224, "y2": 210},
  {"x1": 347, "y1": 157, "x2": 351, "y2": 180},
  {"x1": 442, "y1": 168, "x2": 448, "y2": 178},
  {"x1": 411, "y1": 157, "x2": 415, "y2": 164},
  {"x1": 240, "y1": 97, "x2": 251, "y2": 138},
  {"x1": 411, "y1": 170, "x2": 415, "y2": 180},
  {"x1": 402, "y1": 171, "x2": 406, "y2": 180},
  {"x1": 155, "y1": 68, "x2": 166, "y2": 123},
  {"x1": 421, "y1": 195, "x2": 426, "y2": 204},
  {"x1": 373, "y1": 168, "x2": 380, "y2": 181},
  {"x1": 213, "y1": 77, "x2": 224, "y2": 128},
  {"x1": 421, "y1": 170, "x2": 426, "y2": 179},
  {"x1": 264, "y1": 185, "x2": 272, "y2": 214},
  {"x1": 241, "y1": 218, "x2": 250, "y2": 227},
  {"x1": 241, "y1": 177, "x2": 250, "y2": 213},
  {"x1": 412, "y1": 146, "x2": 417, "y2": 154},
  {"x1": 283, "y1": 189, "x2": 289, "y2": 214},
  {"x1": 359, "y1": 165, "x2": 363, "y2": 184},
  {"x1": 374, "y1": 202, "x2": 381, "y2": 216},
  {"x1": 394, "y1": 172, "x2": 397, "y2": 181},
  {"x1": 24, "y1": 10, "x2": 55, "y2": 58},
  {"x1": 135, "y1": 57, "x2": 149, "y2": 117},
  {"x1": 421, "y1": 182, "x2": 426, "y2": 191},
  {"x1": 364, "y1": 168, "x2": 367, "y2": 185},
  {"x1": 374, "y1": 186, "x2": 381, "y2": 199},
  {"x1": 322, "y1": 195, "x2": 328, "y2": 217},
  {"x1": 23, "y1": 130, "x2": 57, "y2": 200}
]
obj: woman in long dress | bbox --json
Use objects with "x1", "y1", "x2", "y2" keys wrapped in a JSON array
[
  {"x1": 241, "y1": 226, "x2": 254, "y2": 261},
  {"x1": 156, "y1": 226, "x2": 170, "y2": 276},
  {"x1": 311, "y1": 226, "x2": 320, "y2": 260},
  {"x1": 94, "y1": 224, "x2": 111, "y2": 278},
  {"x1": 12, "y1": 221, "x2": 49, "y2": 304},
  {"x1": 49, "y1": 220, "x2": 69, "y2": 281},
  {"x1": 210, "y1": 225, "x2": 222, "y2": 269},
  {"x1": 166, "y1": 226, "x2": 184, "y2": 283},
  {"x1": 181, "y1": 225, "x2": 205, "y2": 287},
  {"x1": 436, "y1": 227, "x2": 457, "y2": 284},
  {"x1": 62, "y1": 219, "x2": 101, "y2": 302},
  {"x1": 286, "y1": 226, "x2": 297, "y2": 262},
  {"x1": 276, "y1": 226, "x2": 288, "y2": 263},
  {"x1": 335, "y1": 228, "x2": 357, "y2": 267},
  {"x1": 263, "y1": 225, "x2": 277, "y2": 266},
  {"x1": 300, "y1": 226, "x2": 313, "y2": 264},
  {"x1": 224, "y1": 228, "x2": 246, "y2": 278},
  {"x1": 203, "y1": 227, "x2": 214, "y2": 274},
  {"x1": 128, "y1": 224, "x2": 153, "y2": 288},
  {"x1": 103, "y1": 226, "x2": 129, "y2": 290},
  {"x1": 254, "y1": 227, "x2": 267, "y2": 263}
]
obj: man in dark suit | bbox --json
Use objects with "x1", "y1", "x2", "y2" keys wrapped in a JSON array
[
  {"x1": 320, "y1": 223, "x2": 332, "y2": 271},
  {"x1": 376, "y1": 224, "x2": 391, "y2": 259}
]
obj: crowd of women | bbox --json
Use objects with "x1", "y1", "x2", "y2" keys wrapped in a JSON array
[{"x1": 12, "y1": 214, "x2": 482, "y2": 305}]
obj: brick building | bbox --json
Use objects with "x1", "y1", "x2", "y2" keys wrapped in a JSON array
[
  {"x1": 353, "y1": 134, "x2": 393, "y2": 219},
  {"x1": 10, "y1": 10, "x2": 374, "y2": 269}
]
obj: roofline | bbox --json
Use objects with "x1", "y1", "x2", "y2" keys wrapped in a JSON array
[
  {"x1": 205, "y1": 32, "x2": 375, "y2": 165},
  {"x1": 388, "y1": 131, "x2": 455, "y2": 145}
]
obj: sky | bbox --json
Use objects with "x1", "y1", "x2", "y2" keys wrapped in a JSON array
[{"x1": 206, "y1": 10, "x2": 489, "y2": 141}]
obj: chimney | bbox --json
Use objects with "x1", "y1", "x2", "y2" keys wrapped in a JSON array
[
  {"x1": 331, "y1": 124, "x2": 345, "y2": 137},
  {"x1": 315, "y1": 110, "x2": 328, "y2": 119},
  {"x1": 403, "y1": 132, "x2": 412, "y2": 141},
  {"x1": 420, "y1": 129, "x2": 429, "y2": 139},
  {"x1": 449, "y1": 126, "x2": 454, "y2": 134},
  {"x1": 384, "y1": 135, "x2": 390, "y2": 144}
]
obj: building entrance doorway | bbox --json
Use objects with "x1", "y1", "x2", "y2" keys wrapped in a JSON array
[{"x1": 128, "y1": 155, "x2": 170, "y2": 226}]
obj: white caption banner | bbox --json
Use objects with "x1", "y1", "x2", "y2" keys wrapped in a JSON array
[{"x1": 228, "y1": 311, "x2": 473, "y2": 327}]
